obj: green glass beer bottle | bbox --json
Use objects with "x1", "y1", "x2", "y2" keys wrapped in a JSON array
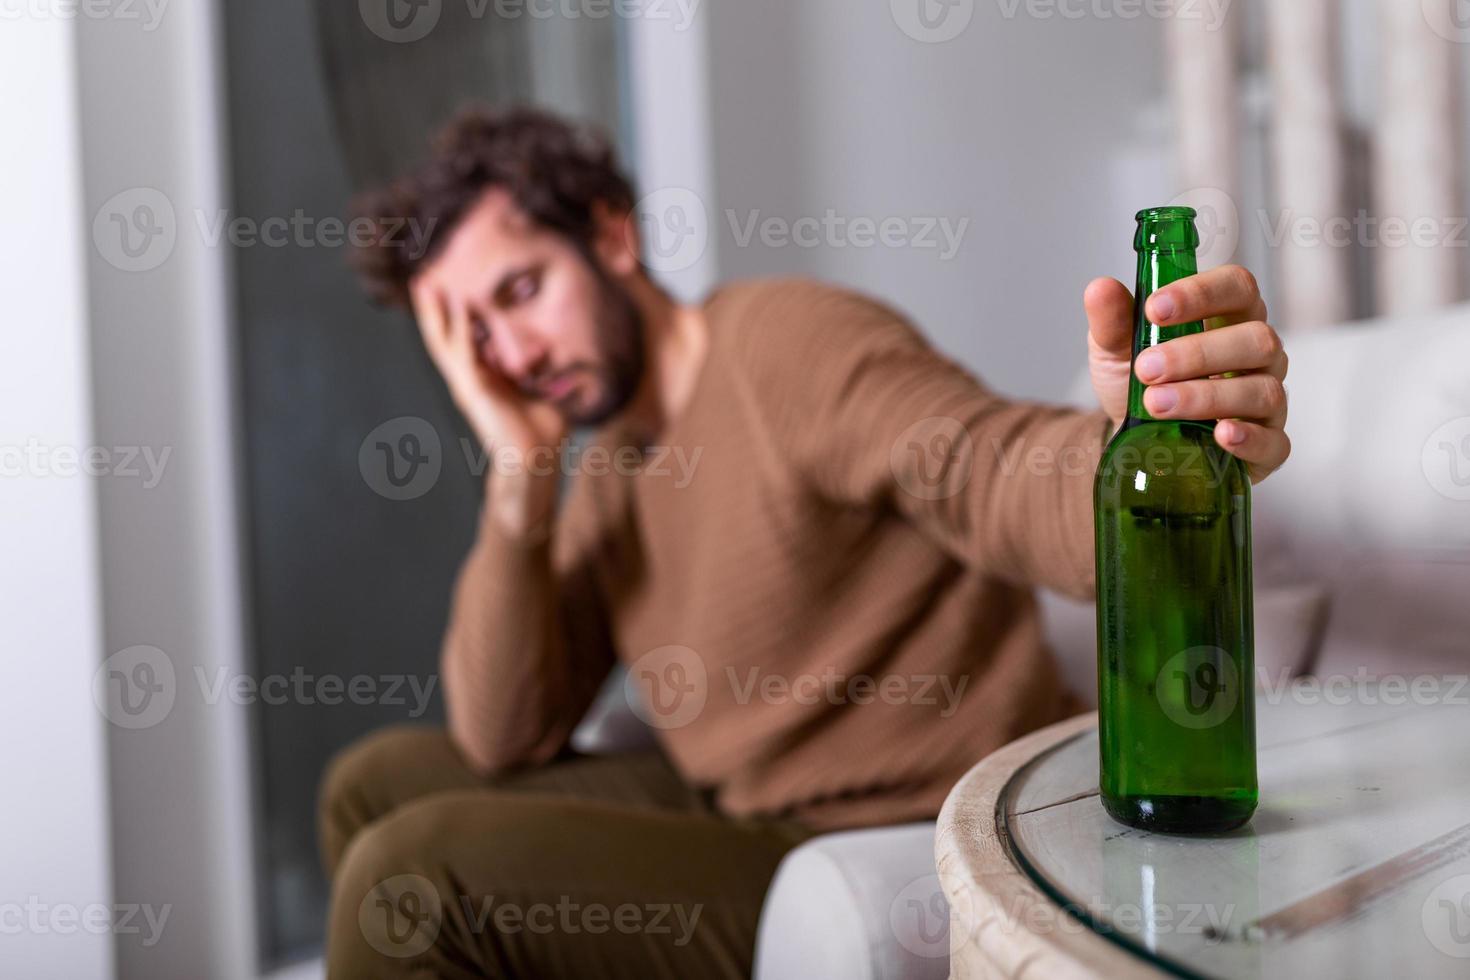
[{"x1": 1094, "y1": 206, "x2": 1257, "y2": 834}]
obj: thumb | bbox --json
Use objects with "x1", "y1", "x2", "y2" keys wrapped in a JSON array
[{"x1": 1084, "y1": 277, "x2": 1134, "y2": 361}]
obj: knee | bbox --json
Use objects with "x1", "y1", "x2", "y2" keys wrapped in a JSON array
[
  {"x1": 327, "y1": 792, "x2": 502, "y2": 975},
  {"x1": 327, "y1": 803, "x2": 454, "y2": 974},
  {"x1": 318, "y1": 725, "x2": 441, "y2": 876}
]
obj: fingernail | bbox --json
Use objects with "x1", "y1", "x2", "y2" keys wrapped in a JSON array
[
  {"x1": 1135, "y1": 351, "x2": 1164, "y2": 381},
  {"x1": 1148, "y1": 387, "x2": 1178, "y2": 413},
  {"x1": 1222, "y1": 422, "x2": 1245, "y2": 446},
  {"x1": 1149, "y1": 292, "x2": 1176, "y2": 322}
]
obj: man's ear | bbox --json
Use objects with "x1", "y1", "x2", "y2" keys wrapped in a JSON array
[{"x1": 591, "y1": 199, "x2": 642, "y2": 279}]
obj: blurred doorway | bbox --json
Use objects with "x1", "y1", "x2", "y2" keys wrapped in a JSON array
[{"x1": 219, "y1": 0, "x2": 629, "y2": 966}]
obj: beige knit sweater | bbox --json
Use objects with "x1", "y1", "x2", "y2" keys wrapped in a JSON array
[{"x1": 441, "y1": 278, "x2": 1110, "y2": 830}]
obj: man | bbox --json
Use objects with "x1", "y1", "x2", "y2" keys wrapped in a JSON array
[{"x1": 320, "y1": 108, "x2": 1289, "y2": 978}]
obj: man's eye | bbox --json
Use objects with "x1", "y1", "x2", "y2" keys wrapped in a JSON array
[{"x1": 508, "y1": 272, "x2": 539, "y2": 304}]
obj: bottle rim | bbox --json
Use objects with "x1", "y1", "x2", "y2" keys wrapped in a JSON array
[{"x1": 1135, "y1": 205, "x2": 1198, "y2": 223}]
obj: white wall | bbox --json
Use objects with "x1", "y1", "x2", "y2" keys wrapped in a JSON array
[
  {"x1": 703, "y1": 0, "x2": 1167, "y2": 400},
  {"x1": 0, "y1": 12, "x2": 114, "y2": 980},
  {"x1": 626, "y1": 6, "x2": 721, "y2": 302}
]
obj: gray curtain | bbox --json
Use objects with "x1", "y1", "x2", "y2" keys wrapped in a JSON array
[{"x1": 311, "y1": 0, "x2": 535, "y2": 191}]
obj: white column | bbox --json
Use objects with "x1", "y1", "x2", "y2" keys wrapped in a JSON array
[
  {"x1": 624, "y1": 5, "x2": 719, "y2": 303},
  {"x1": 1166, "y1": 5, "x2": 1240, "y2": 206},
  {"x1": 0, "y1": 11, "x2": 114, "y2": 979},
  {"x1": 1265, "y1": 0, "x2": 1352, "y2": 330},
  {"x1": 78, "y1": 0, "x2": 259, "y2": 975},
  {"x1": 1164, "y1": 4, "x2": 1244, "y2": 274},
  {"x1": 1373, "y1": 0, "x2": 1464, "y2": 315}
]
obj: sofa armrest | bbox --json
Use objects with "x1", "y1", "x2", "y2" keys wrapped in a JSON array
[
  {"x1": 569, "y1": 666, "x2": 661, "y2": 755},
  {"x1": 754, "y1": 823, "x2": 948, "y2": 980}
]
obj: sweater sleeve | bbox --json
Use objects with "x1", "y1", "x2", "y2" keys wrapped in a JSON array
[
  {"x1": 724, "y1": 280, "x2": 1113, "y2": 602},
  {"x1": 439, "y1": 472, "x2": 618, "y2": 775}
]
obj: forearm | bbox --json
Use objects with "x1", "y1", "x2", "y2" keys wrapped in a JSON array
[
  {"x1": 441, "y1": 474, "x2": 606, "y2": 775},
  {"x1": 963, "y1": 403, "x2": 1112, "y2": 601}
]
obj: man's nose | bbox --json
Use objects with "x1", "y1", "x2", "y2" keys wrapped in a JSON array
[{"x1": 493, "y1": 321, "x2": 549, "y2": 381}]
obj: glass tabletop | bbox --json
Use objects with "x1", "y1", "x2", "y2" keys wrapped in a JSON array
[{"x1": 998, "y1": 690, "x2": 1470, "y2": 979}]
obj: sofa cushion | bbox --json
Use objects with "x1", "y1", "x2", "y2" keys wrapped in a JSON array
[{"x1": 754, "y1": 823, "x2": 948, "y2": 980}]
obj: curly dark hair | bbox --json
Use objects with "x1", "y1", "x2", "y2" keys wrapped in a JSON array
[{"x1": 351, "y1": 106, "x2": 637, "y2": 309}]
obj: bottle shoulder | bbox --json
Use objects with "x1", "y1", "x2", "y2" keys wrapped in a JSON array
[{"x1": 1095, "y1": 419, "x2": 1250, "y2": 503}]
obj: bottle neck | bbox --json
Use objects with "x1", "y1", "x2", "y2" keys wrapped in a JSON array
[{"x1": 1127, "y1": 246, "x2": 1204, "y2": 423}]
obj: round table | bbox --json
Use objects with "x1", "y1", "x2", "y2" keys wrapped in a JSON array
[{"x1": 935, "y1": 690, "x2": 1470, "y2": 979}]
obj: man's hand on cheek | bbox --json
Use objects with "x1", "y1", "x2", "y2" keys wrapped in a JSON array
[{"x1": 1085, "y1": 265, "x2": 1291, "y2": 485}]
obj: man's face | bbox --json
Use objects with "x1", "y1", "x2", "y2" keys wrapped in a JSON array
[{"x1": 415, "y1": 188, "x2": 644, "y2": 427}]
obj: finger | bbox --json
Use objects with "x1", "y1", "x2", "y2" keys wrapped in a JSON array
[
  {"x1": 1215, "y1": 420, "x2": 1291, "y2": 484},
  {"x1": 1145, "y1": 265, "x2": 1268, "y2": 327},
  {"x1": 410, "y1": 280, "x2": 450, "y2": 354},
  {"x1": 1084, "y1": 277, "x2": 1135, "y2": 360},
  {"x1": 446, "y1": 295, "x2": 486, "y2": 372},
  {"x1": 1143, "y1": 374, "x2": 1289, "y2": 426},
  {"x1": 1135, "y1": 320, "x2": 1285, "y2": 384}
]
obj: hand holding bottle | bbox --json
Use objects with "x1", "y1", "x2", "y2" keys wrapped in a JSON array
[{"x1": 1083, "y1": 264, "x2": 1290, "y2": 484}]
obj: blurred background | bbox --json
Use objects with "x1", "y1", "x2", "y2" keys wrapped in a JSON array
[{"x1": 6, "y1": 0, "x2": 1470, "y2": 977}]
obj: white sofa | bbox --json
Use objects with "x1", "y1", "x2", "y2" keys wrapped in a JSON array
[{"x1": 574, "y1": 303, "x2": 1470, "y2": 980}]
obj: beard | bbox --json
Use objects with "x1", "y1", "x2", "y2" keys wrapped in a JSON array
[{"x1": 550, "y1": 261, "x2": 646, "y2": 428}]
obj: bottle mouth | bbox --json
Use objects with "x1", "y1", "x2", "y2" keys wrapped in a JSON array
[{"x1": 1135, "y1": 206, "x2": 1198, "y2": 222}]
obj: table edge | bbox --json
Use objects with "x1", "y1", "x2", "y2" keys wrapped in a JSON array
[{"x1": 934, "y1": 712, "x2": 1165, "y2": 980}]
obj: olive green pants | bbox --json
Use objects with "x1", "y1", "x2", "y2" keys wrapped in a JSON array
[{"x1": 319, "y1": 727, "x2": 812, "y2": 979}]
